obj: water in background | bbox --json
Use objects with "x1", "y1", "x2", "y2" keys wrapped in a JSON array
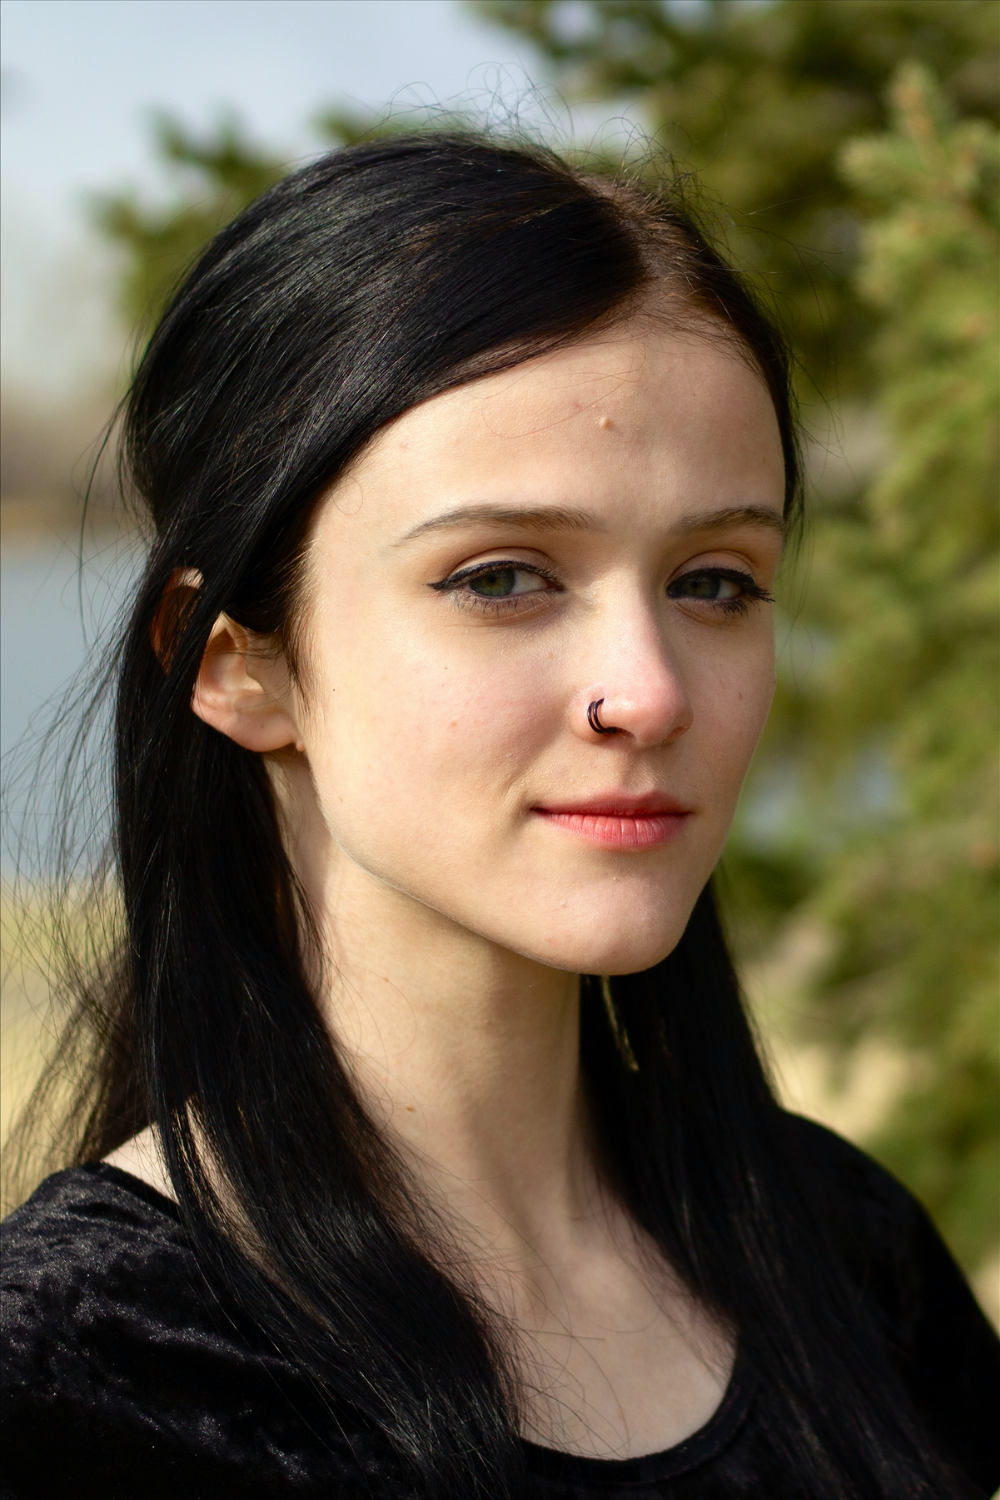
[{"x1": 1, "y1": 530, "x2": 144, "y2": 873}]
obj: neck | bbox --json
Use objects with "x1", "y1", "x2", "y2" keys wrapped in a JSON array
[{"x1": 310, "y1": 845, "x2": 593, "y2": 1261}]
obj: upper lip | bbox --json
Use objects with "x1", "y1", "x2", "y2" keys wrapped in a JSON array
[{"x1": 533, "y1": 791, "x2": 690, "y2": 816}]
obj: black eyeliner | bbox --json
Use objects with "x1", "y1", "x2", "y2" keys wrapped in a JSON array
[
  {"x1": 429, "y1": 559, "x2": 562, "y2": 593},
  {"x1": 667, "y1": 566, "x2": 773, "y2": 603}
]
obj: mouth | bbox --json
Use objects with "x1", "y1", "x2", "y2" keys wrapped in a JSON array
[{"x1": 531, "y1": 792, "x2": 690, "y2": 851}]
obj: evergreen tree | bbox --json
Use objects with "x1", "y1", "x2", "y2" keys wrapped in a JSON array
[
  {"x1": 93, "y1": 113, "x2": 287, "y2": 331},
  {"x1": 794, "y1": 62, "x2": 998, "y2": 1272},
  {"x1": 476, "y1": 0, "x2": 998, "y2": 390}
]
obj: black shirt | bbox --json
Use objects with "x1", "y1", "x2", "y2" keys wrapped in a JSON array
[{"x1": 2, "y1": 1117, "x2": 999, "y2": 1498}]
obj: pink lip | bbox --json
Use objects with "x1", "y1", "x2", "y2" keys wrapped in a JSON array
[{"x1": 532, "y1": 792, "x2": 690, "y2": 851}]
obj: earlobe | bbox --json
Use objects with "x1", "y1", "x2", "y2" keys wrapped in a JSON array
[{"x1": 190, "y1": 614, "x2": 302, "y2": 754}]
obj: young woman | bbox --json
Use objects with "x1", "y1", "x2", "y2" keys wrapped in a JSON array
[{"x1": 2, "y1": 135, "x2": 997, "y2": 1500}]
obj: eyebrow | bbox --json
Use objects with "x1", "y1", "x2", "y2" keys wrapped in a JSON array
[
  {"x1": 673, "y1": 505, "x2": 786, "y2": 538},
  {"x1": 399, "y1": 500, "x2": 786, "y2": 544},
  {"x1": 398, "y1": 504, "x2": 602, "y2": 543}
]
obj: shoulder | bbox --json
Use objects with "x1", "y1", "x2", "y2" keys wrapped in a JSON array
[
  {"x1": 778, "y1": 1112, "x2": 1000, "y2": 1493},
  {"x1": 2, "y1": 1166, "x2": 227, "y2": 1495},
  {"x1": 102, "y1": 1123, "x2": 174, "y2": 1199},
  {"x1": 4, "y1": 1159, "x2": 185, "y2": 1261},
  {"x1": 778, "y1": 1109, "x2": 928, "y2": 1252},
  {"x1": 1, "y1": 1165, "x2": 401, "y2": 1499},
  {"x1": 775, "y1": 1110, "x2": 992, "y2": 1346},
  {"x1": 2, "y1": 1163, "x2": 197, "y2": 1379}
]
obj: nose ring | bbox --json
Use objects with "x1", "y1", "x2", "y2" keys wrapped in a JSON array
[{"x1": 587, "y1": 699, "x2": 620, "y2": 736}]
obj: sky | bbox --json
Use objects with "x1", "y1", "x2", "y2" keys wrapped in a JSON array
[{"x1": 1, "y1": 0, "x2": 637, "y2": 397}]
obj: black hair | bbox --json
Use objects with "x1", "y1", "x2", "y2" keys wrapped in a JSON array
[{"x1": 9, "y1": 134, "x2": 965, "y2": 1497}]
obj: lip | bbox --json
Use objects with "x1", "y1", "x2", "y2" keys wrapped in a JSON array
[{"x1": 531, "y1": 791, "x2": 690, "y2": 851}]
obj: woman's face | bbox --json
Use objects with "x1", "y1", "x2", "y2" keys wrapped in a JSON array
[{"x1": 293, "y1": 319, "x2": 785, "y2": 975}]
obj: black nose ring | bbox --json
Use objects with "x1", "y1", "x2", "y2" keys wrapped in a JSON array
[{"x1": 587, "y1": 699, "x2": 620, "y2": 736}]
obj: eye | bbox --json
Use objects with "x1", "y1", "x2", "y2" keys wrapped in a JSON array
[
  {"x1": 430, "y1": 559, "x2": 562, "y2": 612},
  {"x1": 465, "y1": 565, "x2": 549, "y2": 598},
  {"x1": 667, "y1": 567, "x2": 772, "y2": 615}
]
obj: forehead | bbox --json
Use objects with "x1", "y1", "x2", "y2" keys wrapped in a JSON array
[{"x1": 327, "y1": 320, "x2": 784, "y2": 534}]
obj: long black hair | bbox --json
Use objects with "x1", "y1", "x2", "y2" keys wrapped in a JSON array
[{"x1": 10, "y1": 134, "x2": 965, "y2": 1497}]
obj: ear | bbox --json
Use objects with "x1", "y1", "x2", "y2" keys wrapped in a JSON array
[
  {"x1": 150, "y1": 567, "x2": 203, "y2": 671},
  {"x1": 190, "y1": 612, "x2": 302, "y2": 753},
  {"x1": 153, "y1": 569, "x2": 302, "y2": 752}
]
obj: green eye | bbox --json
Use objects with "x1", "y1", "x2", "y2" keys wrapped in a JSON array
[
  {"x1": 430, "y1": 560, "x2": 561, "y2": 609},
  {"x1": 464, "y1": 565, "x2": 550, "y2": 599},
  {"x1": 673, "y1": 572, "x2": 740, "y2": 601},
  {"x1": 667, "y1": 568, "x2": 773, "y2": 614},
  {"x1": 469, "y1": 567, "x2": 519, "y2": 597}
]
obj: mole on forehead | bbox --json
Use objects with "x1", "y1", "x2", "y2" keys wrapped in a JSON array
[{"x1": 397, "y1": 502, "x2": 784, "y2": 545}]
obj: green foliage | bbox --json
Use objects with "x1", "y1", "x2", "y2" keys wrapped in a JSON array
[
  {"x1": 93, "y1": 112, "x2": 288, "y2": 332},
  {"x1": 795, "y1": 63, "x2": 999, "y2": 1271},
  {"x1": 475, "y1": 0, "x2": 998, "y2": 390}
]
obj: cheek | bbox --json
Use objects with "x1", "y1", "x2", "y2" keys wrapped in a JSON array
[
  {"x1": 693, "y1": 641, "x2": 775, "y2": 787},
  {"x1": 672, "y1": 616, "x2": 774, "y2": 825},
  {"x1": 305, "y1": 612, "x2": 558, "y2": 831}
]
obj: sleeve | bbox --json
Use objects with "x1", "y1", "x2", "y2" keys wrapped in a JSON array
[
  {"x1": 1, "y1": 1169, "x2": 396, "y2": 1500},
  {"x1": 784, "y1": 1114, "x2": 1000, "y2": 1498},
  {"x1": 899, "y1": 1197, "x2": 1000, "y2": 1498}
]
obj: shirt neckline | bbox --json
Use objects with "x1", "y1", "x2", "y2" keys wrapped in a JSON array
[
  {"x1": 84, "y1": 1159, "x2": 182, "y2": 1218},
  {"x1": 87, "y1": 1160, "x2": 755, "y2": 1485},
  {"x1": 520, "y1": 1350, "x2": 753, "y2": 1487}
]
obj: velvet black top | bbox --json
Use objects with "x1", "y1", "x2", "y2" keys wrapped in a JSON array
[{"x1": 2, "y1": 1117, "x2": 999, "y2": 1499}]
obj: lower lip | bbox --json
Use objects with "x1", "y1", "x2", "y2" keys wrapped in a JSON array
[{"x1": 534, "y1": 810, "x2": 688, "y2": 850}]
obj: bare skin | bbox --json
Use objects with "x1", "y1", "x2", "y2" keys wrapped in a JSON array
[{"x1": 108, "y1": 314, "x2": 786, "y2": 1458}]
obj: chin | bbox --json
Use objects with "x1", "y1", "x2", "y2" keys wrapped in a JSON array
[
  {"x1": 596, "y1": 878, "x2": 704, "y2": 971},
  {"x1": 519, "y1": 907, "x2": 694, "y2": 978},
  {"x1": 470, "y1": 867, "x2": 706, "y2": 976}
]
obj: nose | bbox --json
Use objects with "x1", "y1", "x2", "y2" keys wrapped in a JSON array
[{"x1": 575, "y1": 605, "x2": 693, "y2": 749}]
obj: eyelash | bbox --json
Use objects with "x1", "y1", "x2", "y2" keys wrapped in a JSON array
[
  {"x1": 666, "y1": 567, "x2": 774, "y2": 617},
  {"x1": 431, "y1": 560, "x2": 772, "y2": 617},
  {"x1": 430, "y1": 559, "x2": 564, "y2": 615}
]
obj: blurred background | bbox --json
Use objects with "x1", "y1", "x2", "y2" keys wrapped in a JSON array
[{"x1": 1, "y1": 0, "x2": 997, "y2": 1316}]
